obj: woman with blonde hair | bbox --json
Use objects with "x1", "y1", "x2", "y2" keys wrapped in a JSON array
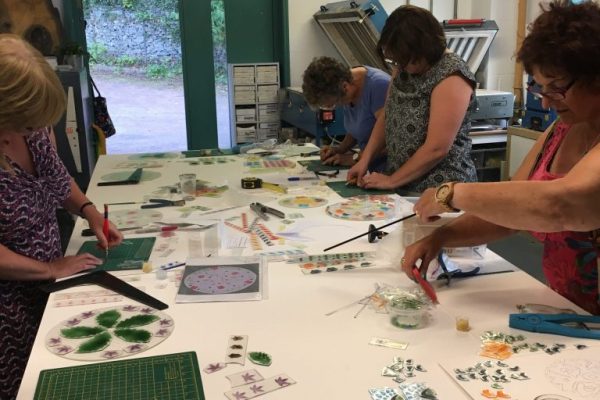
[{"x1": 0, "y1": 34, "x2": 123, "y2": 398}]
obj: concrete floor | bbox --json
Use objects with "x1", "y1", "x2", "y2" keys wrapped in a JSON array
[{"x1": 91, "y1": 68, "x2": 231, "y2": 154}]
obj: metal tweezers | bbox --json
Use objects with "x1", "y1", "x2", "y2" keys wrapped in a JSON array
[{"x1": 141, "y1": 198, "x2": 185, "y2": 209}]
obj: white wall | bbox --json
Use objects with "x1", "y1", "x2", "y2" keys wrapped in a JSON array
[
  {"x1": 287, "y1": 0, "x2": 529, "y2": 92},
  {"x1": 288, "y1": 0, "x2": 457, "y2": 86}
]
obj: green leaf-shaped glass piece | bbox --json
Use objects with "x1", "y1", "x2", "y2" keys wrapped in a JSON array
[
  {"x1": 115, "y1": 314, "x2": 160, "y2": 329},
  {"x1": 96, "y1": 309, "x2": 121, "y2": 328},
  {"x1": 76, "y1": 331, "x2": 112, "y2": 353},
  {"x1": 114, "y1": 328, "x2": 152, "y2": 343},
  {"x1": 248, "y1": 351, "x2": 272, "y2": 366},
  {"x1": 60, "y1": 326, "x2": 106, "y2": 339}
]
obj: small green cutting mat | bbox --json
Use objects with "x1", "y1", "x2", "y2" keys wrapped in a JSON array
[
  {"x1": 77, "y1": 237, "x2": 156, "y2": 271},
  {"x1": 182, "y1": 148, "x2": 234, "y2": 157},
  {"x1": 34, "y1": 351, "x2": 205, "y2": 400},
  {"x1": 297, "y1": 159, "x2": 351, "y2": 172},
  {"x1": 326, "y1": 180, "x2": 397, "y2": 198}
]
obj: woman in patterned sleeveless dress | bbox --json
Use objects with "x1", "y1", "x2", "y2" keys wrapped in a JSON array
[
  {"x1": 0, "y1": 34, "x2": 123, "y2": 398},
  {"x1": 402, "y1": 1, "x2": 600, "y2": 315},
  {"x1": 348, "y1": 5, "x2": 478, "y2": 193}
]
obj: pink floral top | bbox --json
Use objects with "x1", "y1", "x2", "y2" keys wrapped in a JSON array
[{"x1": 529, "y1": 121, "x2": 599, "y2": 315}]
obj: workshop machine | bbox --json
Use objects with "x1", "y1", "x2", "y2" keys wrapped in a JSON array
[{"x1": 281, "y1": 1, "x2": 513, "y2": 180}]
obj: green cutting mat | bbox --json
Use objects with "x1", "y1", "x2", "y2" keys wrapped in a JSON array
[
  {"x1": 77, "y1": 237, "x2": 156, "y2": 271},
  {"x1": 34, "y1": 351, "x2": 205, "y2": 400},
  {"x1": 297, "y1": 159, "x2": 351, "y2": 172},
  {"x1": 326, "y1": 180, "x2": 397, "y2": 198},
  {"x1": 182, "y1": 149, "x2": 234, "y2": 157}
]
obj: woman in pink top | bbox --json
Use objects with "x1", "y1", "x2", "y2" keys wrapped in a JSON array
[{"x1": 401, "y1": 0, "x2": 600, "y2": 315}]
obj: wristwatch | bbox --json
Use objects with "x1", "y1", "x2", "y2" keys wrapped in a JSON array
[
  {"x1": 434, "y1": 182, "x2": 460, "y2": 212},
  {"x1": 352, "y1": 152, "x2": 361, "y2": 162}
]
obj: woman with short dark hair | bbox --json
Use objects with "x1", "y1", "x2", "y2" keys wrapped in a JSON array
[
  {"x1": 302, "y1": 56, "x2": 390, "y2": 171},
  {"x1": 348, "y1": 5, "x2": 478, "y2": 193}
]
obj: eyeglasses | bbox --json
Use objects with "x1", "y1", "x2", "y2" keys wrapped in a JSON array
[
  {"x1": 384, "y1": 58, "x2": 399, "y2": 67},
  {"x1": 527, "y1": 78, "x2": 576, "y2": 101}
]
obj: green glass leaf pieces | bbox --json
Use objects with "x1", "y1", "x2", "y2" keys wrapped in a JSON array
[
  {"x1": 248, "y1": 351, "x2": 272, "y2": 366},
  {"x1": 114, "y1": 328, "x2": 152, "y2": 343},
  {"x1": 76, "y1": 331, "x2": 112, "y2": 353},
  {"x1": 115, "y1": 314, "x2": 160, "y2": 329},
  {"x1": 96, "y1": 309, "x2": 121, "y2": 328},
  {"x1": 60, "y1": 326, "x2": 106, "y2": 339}
]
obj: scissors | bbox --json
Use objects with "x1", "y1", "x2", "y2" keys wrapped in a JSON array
[
  {"x1": 436, "y1": 253, "x2": 514, "y2": 286},
  {"x1": 436, "y1": 253, "x2": 480, "y2": 286},
  {"x1": 140, "y1": 198, "x2": 185, "y2": 209},
  {"x1": 509, "y1": 313, "x2": 600, "y2": 340}
]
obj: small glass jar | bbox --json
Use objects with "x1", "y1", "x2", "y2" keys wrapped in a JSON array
[{"x1": 388, "y1": 303, "x2": 428, "y2": 329}]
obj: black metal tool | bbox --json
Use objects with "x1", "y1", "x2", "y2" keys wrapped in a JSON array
[
  {"x1": 300, "y1": 150, "x2": 320, "y2": 157},
  {"x1": 252, "y1": 202, "x2": 285, "y2": 219},
  {"x1": 40, "y1": 270, "x2": 168, "y2": 310},
  {"x1": 367, "y1": 223, "x2": 389, "y2": 243},
  {"x1": 141, "y1": 198, "x2": 185, "y2": 209},
  {"x1": 324, "y1": 213, "x2": 417, "y2": 252}
]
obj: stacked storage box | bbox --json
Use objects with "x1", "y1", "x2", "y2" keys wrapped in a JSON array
[{"x1": 229, "y1": 63, "x2": 280, "y2": 144}]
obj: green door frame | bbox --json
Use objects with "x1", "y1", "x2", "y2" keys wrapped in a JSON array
[{"x1": 179, "y1": 0, "x2": 218, "y2": 149}]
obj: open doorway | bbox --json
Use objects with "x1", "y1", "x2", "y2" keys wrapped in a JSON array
[
  {"x1": 83, "y1": 0, "x2": 231, "y2": 153},
  {"x1": 83, "y1": 0, "x2": 187, "y2": 154}
]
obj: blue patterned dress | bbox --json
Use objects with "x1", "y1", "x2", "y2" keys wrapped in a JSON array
[{"x1": 0, "y1": 128, "x2": 71, "y2": 399}]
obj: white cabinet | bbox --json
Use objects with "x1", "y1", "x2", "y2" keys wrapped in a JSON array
[
  {"x1": 506, "y1": 126, "x2": 542, "y2": 179},
  {"x1": 228, "y1": 63, "x2": 280, "y2": 144}
]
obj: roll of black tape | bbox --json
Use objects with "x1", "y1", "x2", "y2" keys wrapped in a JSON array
[{"x1": 241, "y1": 177, "x2": 262, "y2": 189}]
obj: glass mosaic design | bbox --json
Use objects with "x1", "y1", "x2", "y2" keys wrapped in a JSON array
[
  {"x1": 45, "y1": 305, "x2": 174, "y2": 361},
  {"x1": 278, "y1": 196, "x2": 328, "y2": 209},
  {"x1": 326, "y1": 195, "x2": 396, "y2": 221}
]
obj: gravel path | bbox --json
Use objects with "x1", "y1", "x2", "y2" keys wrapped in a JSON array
[{"x1": 91, "y1": 68, "x2": 230, "y2": 154}]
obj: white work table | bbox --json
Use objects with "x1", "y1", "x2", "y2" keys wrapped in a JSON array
[{"x1": 19, "y1": 150, "x2": 598, "y2": 400}]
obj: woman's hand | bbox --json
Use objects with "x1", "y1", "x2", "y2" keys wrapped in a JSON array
[
  {"x1": 400, "y1": 235, "x2": 443, "y2": 279},
  {"x1": 84, "y1": 208, "x2": 124, "y2": 250},
  {"x1": 347, "y1": 158, "x2": 369, "y2": 185},
  {"x1": 47, "y1": 253, "x2": 103, "y2": 279},
  {"x1": 360, "y1": 172, "x2": 395, "y2": 189},
  {"x1": 323, "y1": 153, "x2": 354, "y2": 167},
  {"x1": 320, "y1": 145, "x2": 337, "y2": 161},
  {"x1": 413, "y1": 188, "x2": 446, "y2": 222}
]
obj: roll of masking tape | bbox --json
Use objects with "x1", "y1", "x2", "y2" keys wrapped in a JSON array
[{"x1": 241, "y1": 177, "x2": 262, "y2": 189}]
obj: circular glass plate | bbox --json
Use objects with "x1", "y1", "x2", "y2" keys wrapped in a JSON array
[
  {"x1": 326, "y1": 195, "x2": 396, "y2": 221},
  {"x1": 46, "y1": 305, "x2": 173, "y2": 361},
  {"x1": 184, "y1": 266, "x2": 257, "y2": 294}
]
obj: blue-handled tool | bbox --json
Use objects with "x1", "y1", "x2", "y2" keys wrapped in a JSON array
[{"x1": 509, "y1": 313, "x2": 600, "y2": 339}]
